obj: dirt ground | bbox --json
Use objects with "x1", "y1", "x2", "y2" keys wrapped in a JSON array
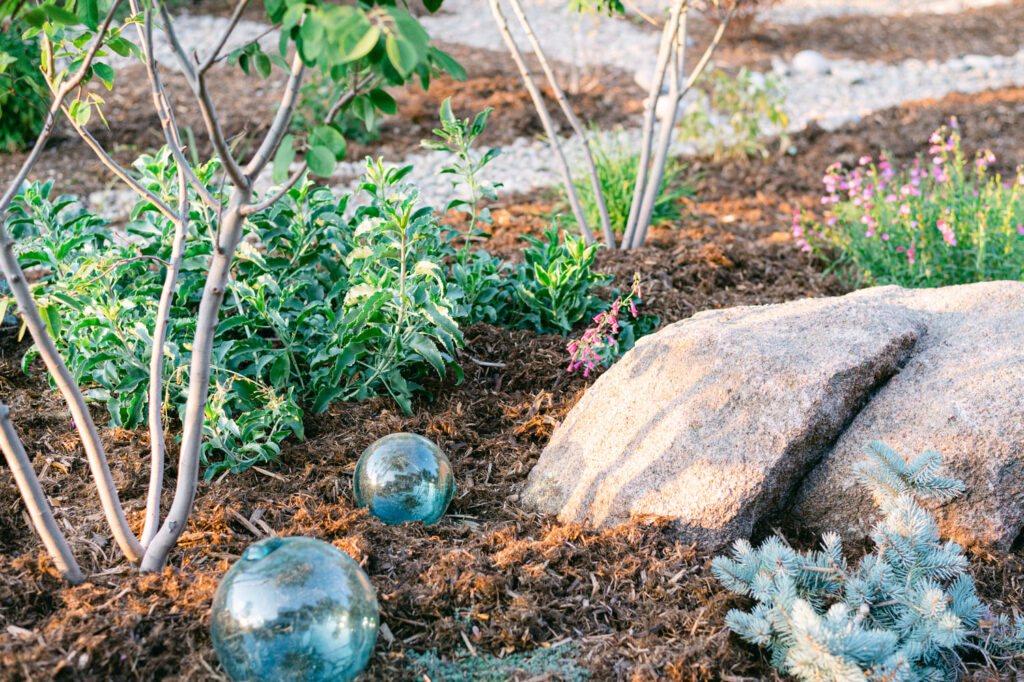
[
  {"x1": 3, "y1": 1, "x2": 1024, "y2": 678},
  {"x1": 2, "y1": 81, "x2": 1024, "y2": 680}
]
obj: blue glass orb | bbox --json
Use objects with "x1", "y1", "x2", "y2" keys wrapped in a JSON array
[
  {"x1": 210, "y1": 537, "x2": 378, "y2": 682},
  {"x1": 354, "y1": 433, "x2": 455, "y2": 525}
]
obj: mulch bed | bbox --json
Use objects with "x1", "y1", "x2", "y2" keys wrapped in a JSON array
[{"x1": 2, "y1": 79, "x2": 1024, "y2": 682}]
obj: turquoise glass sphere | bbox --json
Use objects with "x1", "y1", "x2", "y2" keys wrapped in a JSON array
[
  {"x1": 354, "y1": 433, "x2": 455, "y2": 525},
  {"x1": 210, "y1": 537, "x2": 379, "y2": 682}
]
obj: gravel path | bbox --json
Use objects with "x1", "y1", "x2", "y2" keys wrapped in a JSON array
[{"x1": 91, "y1": 1, "x2": 1024, "y2": 214}]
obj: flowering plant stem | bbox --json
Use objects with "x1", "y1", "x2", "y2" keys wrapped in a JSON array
[{"x1": 567, "y1": 272, "x2": 643, "y2": 375}]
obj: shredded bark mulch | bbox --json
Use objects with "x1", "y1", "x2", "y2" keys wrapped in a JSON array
[{"x1": 2, "y1": 83, "x2": 1024, "y2": 682}]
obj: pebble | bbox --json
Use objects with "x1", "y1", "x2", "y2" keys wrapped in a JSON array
[{"x1": 792, "y1": 49, "x2": 831, "y2": 76}]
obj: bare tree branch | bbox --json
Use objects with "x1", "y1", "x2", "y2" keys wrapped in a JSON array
[
  {"x1": 159, "y1": 3, "x2": 248, "y2": 188},
  {"x1": 242, "y1": 51, "x2": 306, "y2": 180},
  {"x1": 487, "y1": 0, "x2": 596, "y2": 245},
  {"x1": 140, "y1": 189, "x2": 251, "y2": 571},
  {"x1": 197, "y1": 0, "x2": 251, "y2": 74},
  {"x1": 0, "y1": 402, "x2": 83, "y2": 584},
  {"x1": 506, "y1": 0, "x2": 615, "y2": 246},
  {"x1": 241, "y1": 72, "x2": 379, "y2": 216},
  {"x1": 0, "y1": 0, "x2": 146, "y2": 565},
  {"x1": 61, "y1": 109, "x2": 180, "y2": 223}
]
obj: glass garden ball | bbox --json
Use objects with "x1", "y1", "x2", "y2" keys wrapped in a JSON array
[
  {"x1": 354, "y1": 433, "x2": 455, "y2": 525},
  {"x1": 210, "y1": 536, "x2": 378, "y2": 682}
]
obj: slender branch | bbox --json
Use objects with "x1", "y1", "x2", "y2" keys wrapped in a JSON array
[
  {"x1": 242, "y1": 51, "x2": 306, "y2": 180},
  {"x1": 241, "y1": 72, "x2": 378, "y2": 216},
  {"x1": 631, "y1": 8, "x2": 687, "y2": 248},
  {"x1": 0, "y1": 0, "x2": 145, "y2": 564},
  {"x1": 0, "y1": 403, "x2": 83, "y2": 584},
  {"x1": 135, "y1": 2, "x2": 221, "y2": 213},
  {"x1": 142, "y1": 171, "x2": 187, "y2": 548},
  {"x1": 241, "y1": 165, "x2": 304, "y2": 216},
  {"x1": 80, "y1": 255, "x2": 171, "y2": 286},
  {"x1": 620, "y1": 0, "x2": 685, "y2": 250},
  {"x1": 487, "y1": 0, "x2": 596, "y2": 245},
  {"x1": 132, "y1": 0, "x2": 196, "y2": 547},
  {"x1": 197, "y1": 0, "x2": 251, "y2": 74},
  {"x1": 60, "y1": 109, "x2": 180, "y2": 223},
  {"x1": 160, "y1": 3, "x2": 248, "y2": 187},
  {"x1": 159, "y1": 4, "x2": 197, "y2": 83},
  {"x1": 141, "y1": 190, "x2": 251, "y2": 571},
  {"x1": 325, "y1": 74, "x2": 376, "y2": 124},
  {"x1": 506, "y1": 0, "x2": 615, "y2": 246}
]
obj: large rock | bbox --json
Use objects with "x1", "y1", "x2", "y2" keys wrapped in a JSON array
[
  {"x1": 522, "y1": 282, "x2": 1024, "y2": 551},
  {"x1": 792, "y1": 284, "x2": 1024, "y2": 549},
  {"x1": 523, "y1": 291, "x2": 925, "y2": 549}
]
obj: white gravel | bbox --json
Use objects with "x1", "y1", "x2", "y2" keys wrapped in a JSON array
[{"x1": 94, "y1": 1, "x2": 1024, "y2": 214}]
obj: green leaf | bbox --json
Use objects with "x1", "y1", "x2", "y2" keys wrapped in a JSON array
[
  {"x1": 384, "y1": 35, "x2": 418, "y2": 76},
  {"x1": 423, "y1": 0, "x2": 443, "y2": 11},
  {"x1": 339, "y1": 21, "x2": 379, "y2": 63},
  {"x1": 43, "y1": 4, "x2": 79, "y2": 25},
  {"x1": 305, "y1": 145, "x2": 335, "y2": 177},
  {"x1": 272, "y1": 134, "x2": 295, "y2": 183},
  {"x1": 299, "y1": 10, "x2": 325, "y2": 61},
  {"x1": 254, "y1": 52, "x2": 272, "y2": 79},
  {"x1": 408, "y1": 333, "x2": 445, "y2": 378},
  {"x1": 80, "y1": 0, "x2": 99, "y2": 29},
  {"x1": 369, "y1": 88, "x2": 397, "y2": 115},
  {"x1": 308, "y1": 125, "x2": 346, "y2": 160},
  {"x1": 93, "y1": 62, "x2": 115, "y2": 89}
]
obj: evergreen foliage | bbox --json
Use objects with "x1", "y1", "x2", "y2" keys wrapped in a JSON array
[{"x1": 713, "y1": 441, "x2": 1024, "y2": 681}]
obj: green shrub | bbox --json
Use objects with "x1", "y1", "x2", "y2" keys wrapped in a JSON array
[
  {"x1": 797, "y1": 119, "x2": 1024, "y2": 288},
  {"x1": 566, "y1": 129, "x2": 693, "y2": 234},
  {"x1": 678, "y1": 66, "x2": 789, "y2": 161},
  {"x1": 509, "y1": 225, "x2": 610, "y2": 335},
  {"x1": 0, "y1": 22, "x2": 48, "y2": 152},
  {"x1": 7, "y1": 151, "x2": 462, "y2": 476},
  {"x1": 713, "y1": 442, "x2": 1024, "y2": 680}
]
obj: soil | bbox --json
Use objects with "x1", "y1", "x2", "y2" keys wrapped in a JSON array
[
  {"x1": 705, "y1": 0, "x2": 1024, "y2": 70},
  {"x1": 3, "y1": 83, "x2": 1024, "y2": 680}
]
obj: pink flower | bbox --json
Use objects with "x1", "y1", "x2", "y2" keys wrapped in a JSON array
[
  {"x1": 1018, "y1": 223, "x2": 1024, "y2": 236},
  {"x1": 898, "y1": 204, "x2": 911, "y2": 217},
  {"x1": 859, "y1": 156, "x2": 872, "y2": 166}
]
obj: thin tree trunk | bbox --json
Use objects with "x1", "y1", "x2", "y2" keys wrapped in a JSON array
[
  {"x1": 0, "y1": 403, "x2": 83, "y2": 584},
  {"x1": 133, "y1": 0, "x2": 193, "y2": 548},
  {"x1": 505, "y1": 0, "x2": 615, "y2": 246},
  {"x1": 140, "y1": 192, "x2": 250, "y2": 571},
  {"x1": 487, "y1": 0, "x2": 596, "y2": 245},
  {"x1": 141, "y1": 190, "x2": 187, "y2": 547},
  {"x1": 0, "y1": 1, "x2": 144, "y2": 565},
  {"x1": 630, "y1": 3, "x2": 738, "y2": 248},
  {"x1": 631, "y1": 10, "x2": 687, "y2": 248},
  {"x1": 620, "y1": 0, "x2": 686, "y2": 250}
]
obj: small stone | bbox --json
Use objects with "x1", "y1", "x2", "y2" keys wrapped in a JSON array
[{"x1": 791, "y1": 49, "x2": 830, "y2": 76}]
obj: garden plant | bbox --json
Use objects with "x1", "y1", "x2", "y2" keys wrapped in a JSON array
[
  {"x1": 0, "y1": 0, "x2": 457, "y2": 581},
  {"x1": 714, "y1": 442, "x2": 1024, "y2": 680},
  {"x1": 796, "y1": 118, "x2": 1024, "y2": 288}
]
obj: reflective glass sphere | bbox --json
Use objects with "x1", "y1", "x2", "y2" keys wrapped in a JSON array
[
  {"x1": 210, "y1": 537, "x2": 379, "y2": 682},
  {"x1": 354, "y1": 433, "x2": 455, "y2": 525}
]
